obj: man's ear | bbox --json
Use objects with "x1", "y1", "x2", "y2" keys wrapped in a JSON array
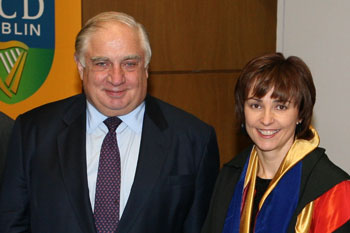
[{"x1": 74, "y1": 55, "x2": 84, "y2": 80}]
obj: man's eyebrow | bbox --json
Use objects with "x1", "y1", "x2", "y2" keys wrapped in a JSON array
[
  {"x1": 90, "y1": 56, "x2": 109, "y2": 62},
  {"x1": 122, "y1": 55, "x2": 142, "y2": 61},
  {"x1": 90, "y1": 55, "x2": 142, "y2": 62}
]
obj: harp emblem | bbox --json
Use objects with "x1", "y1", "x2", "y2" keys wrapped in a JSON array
[{"x1": 0, "y1": 41, "x2": 29, "y2": 98}]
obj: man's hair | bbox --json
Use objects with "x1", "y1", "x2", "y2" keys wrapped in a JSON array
[
  {"x1": 234, "y1": 52, "x2": 316, "y2": 140},
  {"x1": 75, "y1": 11, "x2": 152, "y2": 68}
]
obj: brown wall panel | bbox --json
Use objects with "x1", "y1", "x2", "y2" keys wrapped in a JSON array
[
  {"x1": 82, "y1": 0, "x2": 277, "y2": 71},
  {"x1": 148, "y1": 73, "x2": 252, "y2": 165}
]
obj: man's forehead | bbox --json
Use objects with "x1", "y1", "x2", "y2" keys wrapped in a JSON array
[{"x1": 93, "y1": 21, "x2": 138, "y2": 37}]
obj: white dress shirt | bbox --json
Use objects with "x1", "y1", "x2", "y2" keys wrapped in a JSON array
[{"x1": 85, "y1": 101, "x2": 144, "y2": 218}]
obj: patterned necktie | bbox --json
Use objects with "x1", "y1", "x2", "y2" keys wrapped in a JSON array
[{"x1": 94, "y1": 117, "x2": 122, "y2": 233}]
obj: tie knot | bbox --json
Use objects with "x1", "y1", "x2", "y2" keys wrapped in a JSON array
[{"x1": 104, "y1": 117, "x2": 122, "y2": 132}]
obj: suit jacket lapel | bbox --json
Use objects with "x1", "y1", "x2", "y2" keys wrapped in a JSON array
[
  {"x1": 57, "y1": 95, "x2": 96, "y2": 233},
  {"x1": 117, "y1": 96, "x2": 169, "y2": 233}
]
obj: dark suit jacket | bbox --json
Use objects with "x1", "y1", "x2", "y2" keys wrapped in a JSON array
[
  {"x1": 0, "y1": 94, "x2": 220, "y2": 233},
  {"x1": 201, "y1": 146, "x2": 350, "y2": 233},
  {"x1": 0, "y1": 112, "x2": 14, "y2": 183}
]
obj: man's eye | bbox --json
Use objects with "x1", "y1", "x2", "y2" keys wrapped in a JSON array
[
  {"x1": 94, "y1": 61, "x2": 108, "y2": 67},
  {"x1": 91, "y1": 60, "x2": 112, "y2": 71},
  {"x1": 125, "y1": 62, "x2": 137, "y2": 67},
  {"x1": 122, "y1": 60, "x2": 139, "y2": 70}
]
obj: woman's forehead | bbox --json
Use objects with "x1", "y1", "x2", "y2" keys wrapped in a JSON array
[{"x1": 246, "y1": 85, "x2": 296, "y2": 103}]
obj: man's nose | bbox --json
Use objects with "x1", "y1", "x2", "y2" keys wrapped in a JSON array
[{"x1": 108, "y1": 64, "x2": 125, "y2": 85}]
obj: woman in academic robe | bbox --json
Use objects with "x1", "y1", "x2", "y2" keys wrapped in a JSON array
[{"x1": 202, "y1": 53, "x2": 350, "y2": 233}]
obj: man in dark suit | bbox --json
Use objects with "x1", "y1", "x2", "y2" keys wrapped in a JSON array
[
  {"x1": 0, "y1": 12, "x2": 219, "y2": 233},
  {"x1": 0, "y1": 112, "x2": 14, "y2": 183}
]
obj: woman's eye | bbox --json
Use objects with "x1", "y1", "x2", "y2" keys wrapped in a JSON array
[
  {"x1": 251, "y1": 103, "x2": 261, "y2": 109},
  {"x1": 276, "y1": 105, "x2": 287, "y2": 110}
]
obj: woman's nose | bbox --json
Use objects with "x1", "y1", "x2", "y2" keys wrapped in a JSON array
[{"x1": 261, "y1": 109, "x2": 274, "y2": 125}]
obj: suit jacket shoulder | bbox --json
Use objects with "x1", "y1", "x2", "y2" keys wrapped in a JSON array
[
  {"x1": 145, "y1": 95, "x2": 214, "y2": 132},
  {"x1": 18, "y1": 94, "x2": 86, "y2": 127},
  {"x1": 0, "y1": 112, "x2": 14, "y2": 143},
  {"x1": 144, "y1": 96, "x2": 217, "y2": 152},
  {"x1": 0, "y1": 112, "x2": 14, "y2": 182}
]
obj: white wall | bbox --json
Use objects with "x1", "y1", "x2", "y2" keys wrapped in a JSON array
[{"x1": 277, "y1": 0, "x2": 350, "y2": 172}]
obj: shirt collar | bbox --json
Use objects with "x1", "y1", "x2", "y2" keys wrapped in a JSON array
[{"x1": 86, "y1": 100, "x2": 145, "y2": 134}]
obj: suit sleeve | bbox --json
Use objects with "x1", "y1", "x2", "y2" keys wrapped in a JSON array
[
  {"x1": 0, "y1": 116, "x2": 31, "y2": 232},
  {"x1": 183, "y1": 127, "x2": 220, "y2": 233}
]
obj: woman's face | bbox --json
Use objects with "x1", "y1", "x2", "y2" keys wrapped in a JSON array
[{"x1": 244, "y1": 88, "x2": 300, "y2": 158}]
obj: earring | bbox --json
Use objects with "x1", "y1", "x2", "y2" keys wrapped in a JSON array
[
  {"x1": 240, "y1": 123, "x2": 248, "y2": 135},
  {"x1": 296, "y1": 121, "x2": 302, "y2": 134}
]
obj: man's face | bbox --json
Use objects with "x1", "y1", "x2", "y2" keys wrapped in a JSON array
[{"x1": 76, "y1": 22, "x2": 148, "y2": 116}]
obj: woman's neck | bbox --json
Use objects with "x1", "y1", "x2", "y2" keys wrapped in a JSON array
[
  {"x1": 256, "y1": 143, "x2": 294, "y2": 179},
  {"x1": 256, "y1": 154, "x2": 283, "y2": 179}
]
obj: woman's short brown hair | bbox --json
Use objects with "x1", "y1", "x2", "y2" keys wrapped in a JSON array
[{"x1": 234, "y1": 53, "x2": 316, "y2": 140}]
